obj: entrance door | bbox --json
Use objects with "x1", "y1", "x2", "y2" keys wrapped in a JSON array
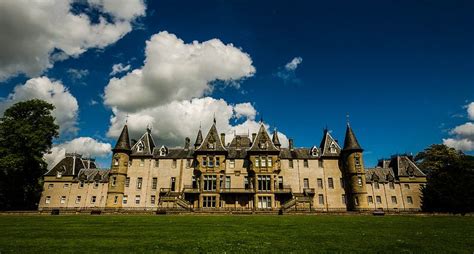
[{"x1": 171, "y1": 177, "x2": 176, "y2": 191}]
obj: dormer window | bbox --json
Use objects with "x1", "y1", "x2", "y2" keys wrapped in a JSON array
[
  {"x1": 207, "y1": 142, "x2": 215, "y2": 149},
  {"x1": 56, "y1": 171, "x2": 62, "y2": 178},
  {"x1": 259, "y1": 142, "x2": 267, "y2": 149},
  {"x1": 137, "y1": 141, "x2": 144, "y2": 152},
  {"x1": 160, "y1": 146, "x2": 167, "y2": 156},
  {"x1": 330, "y1": 142, "x2": 337, "y2": 154},
  {"x1": 311, "y1": 147, "x2": 319, "y2": 156}
]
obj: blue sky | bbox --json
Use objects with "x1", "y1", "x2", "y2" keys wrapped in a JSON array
[{"x1": 0, "y1": 0, "x2": 473, "y2": 167}]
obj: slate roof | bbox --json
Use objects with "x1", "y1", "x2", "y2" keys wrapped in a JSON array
[
  {"x1": 114, "y1": 124, "x2": 131, "y2": 152},
  {"x1": 152, "y1": 147, "x2": 194, "y2": 159},
  {"x1": 391, "y1": 155, "x2": 426, "y2": 177},
  {"x1": 367, "y1": 155, "x2": 425, "y2": 182},
  {"x1": 45, "y1": 154, "x2": 98, "y2": 177},
  {"x1": 194, "y1": 128, "x2": 203, "y2": 148},
  {"x1": 228, "y1": 135, "x2": 252, "y2": 149},
  {"x1": 272, "y1": 129, "x2": 281, "y2": 147},
  {"x1": 76, "y1": 168, "x2": 110, "y2": 182},
  {"x1": 365, "y1": 168, "x2": 396, "y2": 183},
  {"x1": 131, "y1": 128, "x2": 155, "y2": 156}
]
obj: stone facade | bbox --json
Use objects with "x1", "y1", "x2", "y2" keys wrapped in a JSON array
[{"x1": 39, "y1": 121, "x2": 426, "y2": 212}]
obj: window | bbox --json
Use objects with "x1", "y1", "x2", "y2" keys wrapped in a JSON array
[
  {"x1": 244, "y1": 176, "x2": 250, "y2": 189},
  {"x1": 192, "y1": 175, "x2": 198, "y2": 189},
  {"x1": 45, "y1": 196, "x2": 51, "y2": 204},
  {"x1": 261, "y1": 157, "x2": 266, "y2": 167},
  {"x1": 354, "y1": 154, "x2": 361, "y2": 166},
  {"x1": 255, "y1": 158, "x2": 260, "y2": 167},
  {"x1": 152, "y1": 177, "x2": 157, "y2": 190},
  {"x1": 317, "y1": 178, "x2": 323, "y2": 189},
  {"x1": 125, "y1": 177, "x2": 130, "y2": 187},
  {"x1": 278, "y1": 176, "x2": 283, "y2": 189},
  {"x1": 91, "y1": 196, "x2": 96, "y2": 204},
  {"x1": 137, "y1": 141, "x2": 144, "y2": 152},
  {"x1": 225, "y1": 176, "x2": 231, "y2": 189},
  {"x1": 368, "y1": 196, "x2": 373, "y2": 204},
  {"x1": 208, "y1": 157, "x2": 214, "y2": 167},
  {"x1": 407, "y1": 196, "x2": 413, "y2": 204},
  {"x1": 151, "y1": 195, "x2": 156, "y2": 205},
  {"x1": 391, "y1": 196, "x2": 397, "y2": 204},
  {"x1": 114, "y1": 195, "x2": 118, "y2": 204},
  {"x1": 303, "y1": 178, "x2": 309, "y2": 189},
  {"x1": 139, "y1": 159, "x2": 145, "y2": 167},
  {"x1": 374, "y1": 182, "x2": 380, "y2": 189},
  {"x1": 303, "y1": 159, "x2": 309, "y2": 168},
  {"x1": 311, "y1": 147, "x2": 318, "y2": 156},
  {"x1": 79, "y1": 181, "x2": 84, "y2": 188},
  {"x1": 63, "y1": 183, "x2": 69, "y2": 188},
  {"x1": 111, "y1": 176, "x2": 117, "y2": 187},
  {"x1": 137, "y1": 177, "x2": 143, "y2": 189},
  {"x1": 203, "y1": 196, "x2": 216, "y2": 208},
  {"x1": 203, "y1": 175, "x2": 217, "y2": 191},
  {"x1": 114, "y1": 158, "x2": 119, "y2": 166},
  {"x1": 357, "y1": 177, "x2": 363, "y2": 186},
  {"x1": 289, "y1": 159, "x2": 294, "y2": 168},
  {"x1": 48, "y1": 183, "x2": 54, "y2": 189},
  {"x1": 123, "y1": 195, "x2": 128, "y2": 204},
  {"x1": 171, "y1": 177, "x2": 176, "y2": 191},
  {"x1": 318, "y1": 160, "x2": 323, "y2": 168},
  {"x1": 160, "y1": 147, "x2": 167, "y2": 156},
  {"x1": 267, "y1": 158, "x2": 272, "y2": 167},
  {"x1": 330, "y1": 143, "x2": 337, "y2": 153},
  {"x1": 94, "y1": 181, "x2": 99, "y2": 189},
  {"x1": 135, "y1": 195, "x2": 140, "y2": 204},
  {"x1": 389, "y1": 182, "x2": 395, "y2": 189},
  {"x1": 354, "y1": 197, "x2": 359, "y2": 206},
  {"x1": 215, "y1": 157, "x2": 220, "y2": 167},
  {"x1": 60, "y1": 196, "x2": 66, "y2": 204},
  {"x1": 340, "y1": 178, "x2": 345, "y2": 188},
  {"x1": 155, "y1": 159, "x2": 159, "y2": 167},
  {"x1": 376, "y1": 196, "x2": 382, "y2": 204},
  {"x1": 229, "y1": 159, "x2": 235, "y2": 169},
  {"x1": 404, "y1": 184, "x2": 410, "y2": 189},
  {"x1": 328, "y1": 178, "x2": 334, "y2": 189},
  {"x1": 202, "y1": 156, "x2": 207, "y2": 167},
  {"x1": 257, "y1": 175, "x2": 271, "y2": 191},
  {"x1": 75, "y1": 196, "x2": 81, "y2": 204},
  {"x1": 56, "y1": 171, "x2": 63, "y2": 178},
  {"x1": 341, "y1": 194, "x2": 346, "y2": 204},
  {"x1": 258, "y1": 196, "x2": 272, "y2": 209},
  {"x1": 318, "y1": 194, "x2": 324, "y2": 205}
]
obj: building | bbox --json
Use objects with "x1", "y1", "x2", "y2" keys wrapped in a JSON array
[{"x1": 39, "y1": 120, "x2": 426, "y2": 212}]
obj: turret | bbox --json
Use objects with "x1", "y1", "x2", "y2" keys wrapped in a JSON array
[
  {"x1": 106, "y1": 124, "x2": 131, "y2": 208},
  {"x1": 272, "y1": 128, "x2": 281, "y2": 148},
  {"x1": 341, "y1": 123, "x2": 369, "y2": 211},
  {"x1": 194, "y1": 127, "x2": 203, "y2": 149}
]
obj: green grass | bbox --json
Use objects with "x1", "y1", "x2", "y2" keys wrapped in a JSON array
[{"x1": 0, "y1": 215, "x2": 473, "y2": 253}]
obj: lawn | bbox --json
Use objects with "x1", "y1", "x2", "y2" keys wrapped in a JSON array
[{"x1": 0, "y1": 215, "x2": 473, "y2": 253}]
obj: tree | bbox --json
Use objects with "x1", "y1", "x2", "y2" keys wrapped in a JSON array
[
  {"x1": 415, "y1": 144, "x2": 474, "y2": 214},
  {"x1": 0, "y1": 99, "x2": 59, "y2": 210}
]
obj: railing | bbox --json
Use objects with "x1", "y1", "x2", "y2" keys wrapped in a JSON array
[
  {"x1": 274, "y1": 185, "x2": 292, "y2": 193},
  {"x1": 303, "y1": 188, "x2": 315, "y2": 195},
  {"x1": 220, "y1": 188, "x2": 255, "y2": 193},
  {"x1": 281, "y1": 199, "x2": 297, "y2": 209},
  {"x1": 183, "y1": 185, "x2": 200, "y2": 193}
]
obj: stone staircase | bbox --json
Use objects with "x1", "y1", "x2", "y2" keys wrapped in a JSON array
[{"x1": 159, "y1": 190, "x2": 193, "y2": 211}]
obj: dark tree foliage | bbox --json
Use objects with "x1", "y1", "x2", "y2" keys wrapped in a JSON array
[
  {"x1": 415, "y1": 144, "x2": 474, "y2": 214},
  {"x1": 0, "y1": 99, "x2": 59, "y2": 210}
]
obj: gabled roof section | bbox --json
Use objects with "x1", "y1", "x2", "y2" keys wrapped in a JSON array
[
  {"x1": 248, "y1": 123, "x2": 279, "y2": 153},
  {"x1": 319, "y1": 129, "x2": 341, "y2": 157},
  {"x1": 131, "y1": 128, "x2": 156, "y2": 156},
  {"x1": 45, "y1": 153, "x2": 97, "y2": 177},
  {"x1": 391, "y1": 155, "x2": 426, "y2": 177},
  {"x1": 195, "y1": 123, "x2": 227, "y2": 152},
  {"x1": 113, "y1": 124, "x2": 131, "y2": 152},
  {"x1": 194, "y1": 128, "x2": 203, "y2": 148},
  {"x1": 228, "y1": 135, "x2": 252, "y2": 149},
  {"x1": 343, "y1": 124, "x2": 363, "y2": 151},
  {"x1": 76, "y1": 168, "x2": 111, "y2": 183},
  {"x1": 365, "y1": 168, "x2": 396, "y2": 183}
]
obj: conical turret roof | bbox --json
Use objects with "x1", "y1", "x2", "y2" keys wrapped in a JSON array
[
  {"x1": 343, "y1": 124, "x2": 362, "y2": 151},
  {"x1": 272, "y1": 129, "x2": 281, "y2": 147},
  {"x1": 113, "y1": 124, "x2": 131, "y2": 152},
  {"x1": 194, "y1": 128, "x2": 203, "y2": 147}
]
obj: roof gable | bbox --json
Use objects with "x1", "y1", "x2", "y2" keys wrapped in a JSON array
[
  {"x1": 196, "y1": 123, "x2": 226, "y2": 152},
  {"x1": 131, "y1": 129, "x2": 155, "y2": 155},
  {"x1": 248, "y1": 124, "x2": 279, "y2": 152},
  {"x1": 319, "y1": 129, "x2": 341, "y2": 156}
]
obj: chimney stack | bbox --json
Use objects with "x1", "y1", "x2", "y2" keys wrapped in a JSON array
[
  {"x1": 289, "y1": 139, "x2": 294, "y2": 151},
  {"x1": 184, "y1": 137, "x2": 190, "y2": 150},
  {"x1": 220, "y1": 133, "x2": 225, "y2": 145}
]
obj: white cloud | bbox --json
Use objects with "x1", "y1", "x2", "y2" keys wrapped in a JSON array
[
  {"x1": 467, "y1": 102, "x2": 474, "y2": 120},
  {"x1": 0, "y1": 0, "x2": 146, "y2": 81},
  {"x1": 67, "y1": 68, "x2": 89, "y2": 80},
  {"x1": 276, "y1": 57, "x2": 303, "y2": 83},
  {"x1": 103, "y1": 31, "x2": 256, "y2": 112},
  {"x1": 110, "y1": 63, "x2": 131, "y2": 76},
  {"x1": 443, "y1": 102, "x2": 474, "y2": 152},
  {"x1": 234, "y1": 102, "x2": 256, "y2": 120},
  {"x1": 285, "y1": 57, "x2": 303, "y2": 71},
  {"x1": 44, "y1": 137, "x2": 112, "y2": 169},
  {"x1": 0, "y1": 77, "x2": 79, "y2": 135}
]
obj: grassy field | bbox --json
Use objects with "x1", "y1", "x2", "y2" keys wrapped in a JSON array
[{"x1": 0, "y1": 215, "x2": 473, "y2": 253}]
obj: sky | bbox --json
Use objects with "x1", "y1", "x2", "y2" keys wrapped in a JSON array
[{"x1": 0, "y1": 0, "x2": 473, "y2": 168}]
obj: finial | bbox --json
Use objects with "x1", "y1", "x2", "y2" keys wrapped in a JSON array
[
  {"x1": 346, "y1": 113, "x2": 350, "y2": 126},
  {"x1": 146, "y1": 123, "x2": 152, "y2": 133},
  {"x1": 199, "y1": 121, "x2": 202, "y2": 130},
  {"x1": 260, "y1": 115, "x2": 263, "y2": 123},
  {"x1": 125, "y1": 113, "x2": 129, "y2": 124},
  {"x1": 213, "y1": 113, "x2": 216, "y2": 124}
]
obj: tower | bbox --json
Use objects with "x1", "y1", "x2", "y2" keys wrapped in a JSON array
[
  {"x1": 341, "y1": 123, "x2": 369, "y2": 211},
  {"x1": 106, "y1": 124, "x2": 131, "y2": 208}
]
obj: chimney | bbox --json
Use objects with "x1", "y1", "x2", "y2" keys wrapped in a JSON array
[
  {"x1": 184, "y1": 137, "x2": 190, "y2": 150},
  {"x1": 220, "y1": 133, "x2": 225, "y2": 145},
  {"x1": 289, "y1": 139, "x2": 294, "y2": 151},
  {"x1": 252, "y1": 133, "x2": 256, "y2": 142}
]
